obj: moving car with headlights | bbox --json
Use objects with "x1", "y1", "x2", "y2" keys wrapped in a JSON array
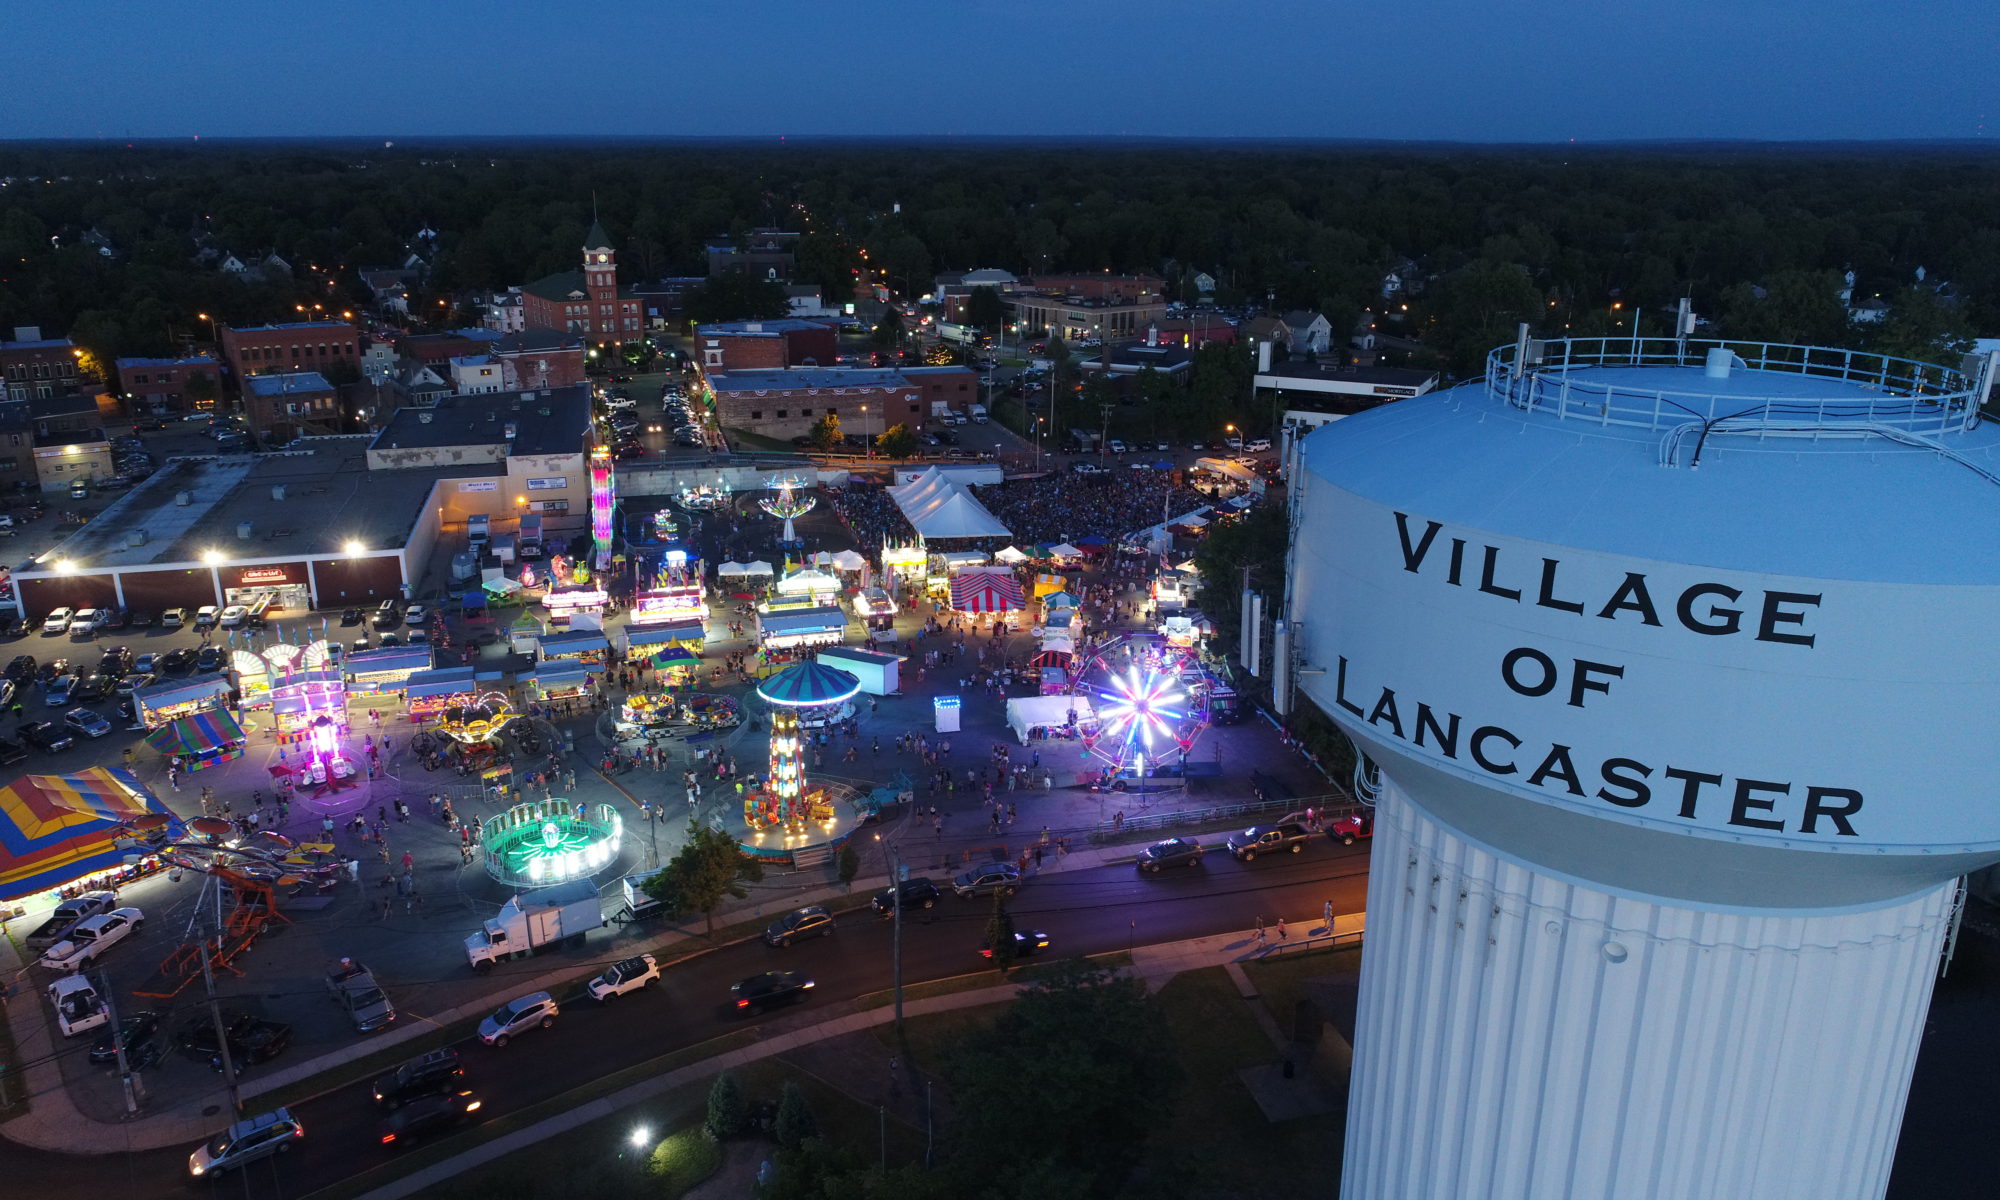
[
  {"x1": 38, "y1": 907, "x2": 143, "y2": 971},
  {"x1": 379, "y1": 1090, "x2": 483, "y2": 1147},
  {"x1": 732, "y1": 970, "x2": 814, "y2": 1014},
  {"x1": 980, "y1": 929, "x2": 1053, "y2": 960},
  {"x1": 587, "y1": 954, "x2": 660, "y2": 1002},
  {"x1": 1136, "y1": 837, "x2": 1206, "y2": 873},
  {"x1": 188, "y1": 1108, "x2": 303, "y2": 1179},
  {"x1": 478, "y1": 991, "x2": 558, "y2": 1047},
  {"x1": 763, "y1": 905, "x2": 835, "y2": 947},
  {"x1": 372, "y1": 1047, "x2": 465, "y2": 1110}
]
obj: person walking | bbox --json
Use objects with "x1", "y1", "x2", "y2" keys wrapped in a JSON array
[
  {"x1": 1275, "y1": 918, "x2": 1287, "y2": 944},
  {"x1": 1254, "y1": 916, "x2": 1267, "y2": 945}
]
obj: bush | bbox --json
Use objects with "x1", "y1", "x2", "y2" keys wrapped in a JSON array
[
  {"x1": 836, "y1": 843, "x2": 860, "y2": 884},
  {"x1": 706, "y1": 1070, "x2": 746, "y2": 1140},
  {"x1": 648, "y1": 1129, "x2": 723, "y2": 1198}
]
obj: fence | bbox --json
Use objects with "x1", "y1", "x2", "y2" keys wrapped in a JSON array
[{"x1": 1088, "y1": 792, "x2": 1362, "y2": 842}]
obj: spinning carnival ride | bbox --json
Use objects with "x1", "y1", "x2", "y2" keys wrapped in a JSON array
[
  {"x1": 758, "y1": 474, "x2": 816, "y2": 546},
  {"x1": 1067, "y1": 634, "x2": 1214, "y2": 774},
  {"x1": 589, "y1": 445, "x2": 617, "y2": 570},
  {"x1": 429, "y1": 692, "x2": 520, "y2": 769}
]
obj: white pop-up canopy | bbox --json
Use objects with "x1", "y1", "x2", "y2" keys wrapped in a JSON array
[
  {"x1": 994, "y1": 545, "x2": 1030, "y2": 564},
  {"x1": 1006, "y1": 694, "x2": 1094, "y2": 744}
]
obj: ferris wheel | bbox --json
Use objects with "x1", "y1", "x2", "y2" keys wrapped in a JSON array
[{"x1": 1065, "y1": 633, "x2": 1214, "y2": 772}]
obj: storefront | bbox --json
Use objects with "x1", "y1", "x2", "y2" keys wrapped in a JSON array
[
  {"x1": 143, "y1": 710, "x2": 249, "y2": 772},
  {"x1": 133, "y1": 675, "x2": 233, "y2": 730},
  {"x1": 525, "y1": 660, "x2": 594, "y2": 702},
  {"x1": 222, "y1": 563, "x2": 311, "y2": 614},
  {"x1": 343, "y1": 646, "x2": 435, "y2": 696},
  {"x1": 536, "y1": 629, "x2": 609, "y2": 667},
  {"x1": 757, "y1": 606, "x2": 849, "y2": 650},
  {"x1": 404, "y1": 666, "x2": 480, "y2": 717}
]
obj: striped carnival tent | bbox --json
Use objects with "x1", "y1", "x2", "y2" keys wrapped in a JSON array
[
  {"x1": 950, "y1": 572, "x2": 1026, "y2": 613},
  {"x1": 0, "y1": 767, "x2": 174, "y2": 902},
  {"x1": 755, "y1": 661, "x2": 863, "y2": 707},
  {"x1": 143, "y1": 709, "x2": 247, "y2": 757}
]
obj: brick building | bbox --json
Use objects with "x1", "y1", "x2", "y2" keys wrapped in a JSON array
[
  {"x1": 1, "y1": 328, "x2": 86, "y2": 402},
  {"x1": 694, "y1": 319, "x2": 839, "y2": 373},
  {"x1": 520, "y1": 221, "x2": 645, "y2": 343},
  {"x1": 897, "y1": 367, "x2": 979, "y2": 417},
  {"x1": 394, "y1": 329, "x2": 501, "y2": 366},
  {"x1": 494, "y1": 330, "x2": 587, "y2": 391},
  {"x1": 1019, "y1": 274, "x2": 1164, "y2": 304},
  {"x1": 115, "y1": 355, "x2": 223, "y2": 413},
  {"x1": 243, "y1": 372, "x2": 340, "y2": 442},
  {"x1": 708, "y1": 368, "x2": 924, "y2": 441},
  {"x1": 0, "y1": 393, "x2": 109, "y2": 492},
  {"x1": 220, "y1": 320, "x2": 361, "y2": 382}
]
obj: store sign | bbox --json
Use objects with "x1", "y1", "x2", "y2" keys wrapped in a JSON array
[
  {"x1": 239, "y1": 567, "x2": 292, "y2": 584},
  {"x1": 531, "y1": 500, "x2": 570, "y2": 513},
  {"x1": 527, "y1": 477, "x2": 568, "y2": 490},
  {"x1": 1373, "y1": 385, "x2": 1421, "y2": 397},
  {"x1": 461, "y1": 480, "x2": 499, "y2": 493}
]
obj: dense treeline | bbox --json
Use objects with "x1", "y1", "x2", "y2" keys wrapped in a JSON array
[{"x1": 0, "y1": 139, "x2": 1995, "y2": 374}]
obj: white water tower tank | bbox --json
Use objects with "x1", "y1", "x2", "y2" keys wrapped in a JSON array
[{"x1": 1291, "y1": 338, "x2": 2000, "y2": 1200}]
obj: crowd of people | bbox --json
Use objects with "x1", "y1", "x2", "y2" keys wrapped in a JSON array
[{"x1": 971, "y1": 474, "x2": 1207, "y2": 546}]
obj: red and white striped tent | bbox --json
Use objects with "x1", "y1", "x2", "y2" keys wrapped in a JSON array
[{"x1": 949, "y1": 572, "x2": 1026, "y2": 613}]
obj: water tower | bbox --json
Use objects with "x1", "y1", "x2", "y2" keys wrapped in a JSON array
[{"x1": 1287, "y1": 332, "x2": 2000, "y2": 1200}]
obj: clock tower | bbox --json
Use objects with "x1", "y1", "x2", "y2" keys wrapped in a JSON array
[{"x1": 583, "y1": 219, "x2": 618, "y2": 337}]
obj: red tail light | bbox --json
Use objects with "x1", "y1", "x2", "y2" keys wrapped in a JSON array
[
  {"x1": 980, "y1": 948, "x2": 994, "y2": 958},
  {"x1": 736, "y1": 998, "x2": 750, "y2": 1008},
  {"x1": 380, "y1": 1133, "x2": 396, "y2": 1144}
]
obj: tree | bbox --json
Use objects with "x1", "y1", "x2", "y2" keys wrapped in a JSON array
[
  {"x1": 808, "y1": 412, "x2": 843, "y2": 451},
  {"x1": 984, "y1": 889, "x2": 1018, "y2": 974},
  {"x1": 877, "y1": 422, "x2": 917, "y2": 460},
  {"x1": 641, "y1": 824, "x2": 764, "y2": 937},
  {"x1": 1869, "y1": 284, "x2": 1974, "y2": 370},
  {"x1": 183, "y1": 371, "x2": 219, "y2": 413},
  {"x1": 620, "y1": 340, "x2": 655, "y2": 370},
  {"x1": 706, "y1": 1070, "x2": 746, "y2": 1140},
  {"x1": 871, "y1": 307, "x2": 904, "y2": 349},
  {"x1": 965, "y1": 285, "x2": 1007, "y2": 334},
  {"x1": 942, "y1": 960, "x2": 1182, "y2": 1196},
  {"x1": 836, "y1": 842, "x2": 860, "y2": 885},
  {"x1": 775, "y1": 1081, "x2": 817, "y2": 1150},
  {"x1": 683, "y1": 273, "x2": 791, "y2": 325},
  {"x1": 1193, "y1": 501, "x2": 1290, "y2": 658}
]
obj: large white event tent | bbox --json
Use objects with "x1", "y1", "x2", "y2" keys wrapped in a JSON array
[{"x1": 889, "y1": 468, "x2": 1011, "y2": 540}]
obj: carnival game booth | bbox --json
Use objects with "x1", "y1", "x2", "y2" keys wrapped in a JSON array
[
  {"x1": 0, "y1": 767, "x2": 175, "y2": 903},
  {"x1": 851, "y1": 587, "x2": 898, "y2": 640},
  {"x1": 508, "y1": 613, "x2": 545, "y2": 655},
  {"x1": 632, "y1": 550, "x2": 707, "y2": 627},
  {"x1": 134, "y1": 674, "x2": 233, "y2": 730},
  {"x1": 881, "y1": 542, "x2": 927, "y2": 583},
  {"x1": 994, "y1": 546, "x2": 1031, "y2": 565},
  {"x1": 816, "y1": 646, "x2": 904, "y2": 696},
  {"x1": 404, "y1": 666, "x2": 480, "y2": 718},
  {"x1": 828, "y1": 548, "x2": 871, "y2": 586},
  {"x1": 757, "y1": 606, "x2": 848, "y2": 651},
  {"x1": 1042, "y1": 543, "x2": 1084, "y2": 567},
  {"x1": 144, "y1": 710, "x2": 247, "y2": 772},
  {"x1": 525, "y1": 659, "x2": 594, "y2": 703},
  {"x1": 1006, "y1": 694, "x2": 1095, "y2": 745},
  {"x1": 542, "y1": 582, "x2": 609, "y2": 629},
  {"x1": 343, "y1": 646, "x2": 434, "y2": 696},
  {"x1": 617, "y1": 620, "x2": 706, "y2": 662},
  {"x1": 536, "y1": 629, "x2": 610, "y2": 668},
  {"x1": 651, "y1": 645, "x2": 702, "y2": 684},
  {"x1": 776, "y1": 567, "x2": 843, "y2": 604}
]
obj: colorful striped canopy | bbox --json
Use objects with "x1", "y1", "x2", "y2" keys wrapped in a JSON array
[
  {"x1": 756, "y1": 661, "x2": 862, "y2": 708},
  {"x1": 652, "y1": 646, "x2": 701, "y2": 667},
  {"x1": 0, "y1": 768, "x2": 173, "y2": 902},
  {"x1": 143, "y1": 709, "x2": 246, "y2": 756},
  {"x1": 949, "y1": 573, "x2": 1026, "y2": 613},
  {"x1": 1029, "y1": 650, "x2": 1073, "y2": 669}
]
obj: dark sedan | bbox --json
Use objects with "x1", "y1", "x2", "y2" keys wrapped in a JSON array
[
  {"x1": 194, "y1": 646, "x2": 223, "y2": 672},
  {"x1": 19, "y1": 721, "x2": 75, "y2": 752},
  {"x1": 379, "y1": 1091, "x2": 483, "y2": 1148},
  {"x1": 178, "y1": 1014, "x2": 294, "y2": 1067},
  {"x1": 731, "y1": 971, "x2": 814, "y2": 1014},
  {"x1": 980, "y1": 929, "x2": 1053, "y2": 960},
  {"x1": 1136, "y1": 838, "x2": 1206, "y2": 873},
  {"x1": 341, "y1": 608, "x2": 364, "y2": 626},
  {"x1": 36, "y1": 657, "x2": 68, "y2": 684},
  {"x1": 159, "y1": 648, "x2": 198, "y2": 675},
  {"x1": 73, "y1": 673, "x2": 112, "y2": 702},
  {"x1": 763, "y1": 905, "x2": 835, "y2": 947},
  {"x1": 4, "y1": 654, "x2": 36, "y2": 683},
  {"x1": 88, "y1": 1011, "x2": 161, "y2": 1066}
]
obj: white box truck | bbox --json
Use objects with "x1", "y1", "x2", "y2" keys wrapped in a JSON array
[
  {"x1": 467, "y1": 513, "x2": 490, "y2": 549},
  {"x1": 491, "y1": 533, "x2": 517, "y2": 565},
  {"x1": 464, "y1": 879, "x2": 604, "y2": 972},
  {"x1": 968, "y1": 404, "x2": 989, "y2": 423}
]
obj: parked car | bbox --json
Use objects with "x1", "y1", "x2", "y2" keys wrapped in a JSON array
[
  {"x1": 1247, "y1": 438, "x2": 1272, "y2": 452},
  {"x1": 478, "y1": 991, "x2": 558, "y2": 1047},
  {"x1": 372, "y1": 1047, "x2": 465, "y2": 1110},
  {"x1": 38, "y1": 907, "x2": 144, "y2": 971},
  {"x1": 72, "y1": 674, "x2": 110, "y2": 702},
  {"x1": 1328, "y1": 813, "x2": 1374, "y2": 845},
  {"x1": 951, "y1": 860, "x2": 1022, "y2": 898},
  {"x1": 41, "y1": 607, "x2": 74, "y2": 634},
  {"x1": 193, "y1": 605, "x2": 220, "y2": 628},
  {"x1": 131, "y1": 652, "x2": 158, "y2": 675},
  {"x1": 160, "y1": 607, "x2": 187, "y2": 629},
  {"x1": 36, "y1": 657, "x2": 67, "y2": 683},
  {"x1": 4, "y1": 654, "x2": 35, "y2": 683},
  {"x1": 731, "y1": 970, "x2": 814, "y2": 1014},
  {"x1": 403, "y1": 602, "x2": 429, "y2": 623},
  {"x1": 187, "y1": 1108, "x2": 303, "y2": 1179},
  {"x1": 88, "y1": 1010, "x2": 162, "y2": 1066},
  {"x1": 159, "y1": 647, "x2": 197, "y2": 674},
  {"x1": 177, "y1": 1012, "x2": 293, "y2": 1066},
  {"x1": 1136, "y1": 837, "x2": 1205, "y2": 873},
  {"x1": 586, "y1": 954, "x2": 660, "y2": 1002},
  {"x1": 43, "y1": 674, "x2": 76, "y2": 705},
  {"x1": 115, "y1": 672, "x2": 155, "y2": 697},
  {"x1": 378, "y1": 1090, "x2": 483, "y2": 1148},
  {"x1": 340, "y1": 608, "x2": 364, "y2": 626},
  {"x1": 980, "y1": 929, "x2": 1052, "y2": 959},
  {"x1": 1225, "y1": 823, "x2": 1312, "y2": 861},
  {"x1": 871, "y1": 877, "x2": 941, "y2": 916},
  {"x1": 218, "y1": 605, "x2": 249, "y2": 628},
  {"x1": 195, "y1": 646, "x2": 223, "y2": 672},
  {"x1": 64, "y1": 707, "x2": 113, "y2": 738},
  {"x1": 19, "y1": 720, "x2": 75, "y2": 752},
  {"x1": 763, "y1": 905, "x2": 835, "y2": 947}
]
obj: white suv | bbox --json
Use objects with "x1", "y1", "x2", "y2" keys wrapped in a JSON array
[
  {"x1": 587, "y1": 954, "x2": 660, "y2": 1002},
  {"x1": 42, "y1": 607, "x2": 74, "y2": 634},
  {"x1": 478, "y1": 991, "x2": 558, "y2": 1047}
]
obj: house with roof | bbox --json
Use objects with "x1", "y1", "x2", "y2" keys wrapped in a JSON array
[
  {"x1": 519, "y1": 221, "x2": 645, "y2": 342},
  {"x1": 243, "y1": 372, "x2": 340, "y2": 443},
  {"x1": 359, "y1": 267, "x2": 420, "y2": 315},
  {"x1": 483, "y1": 288, "x2": 526, "y2": 334},
  {"x1": 1282, "y1": 311, "x2": 1333, "y2": 357}
]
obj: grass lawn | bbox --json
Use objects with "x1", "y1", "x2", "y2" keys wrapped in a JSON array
[
  {"x1": 1147, "y1": 967, "x2": 1340, "y2": 1198},
  {"x1": 736, "y1": 1057, "x2": 926, "y2": 1167},
  {"x1": 0, "y1": 995, "x2": 27, "y2": 1121},
  {"x1": 870, "y1": 1000, "x2": 1007, "y2": 1076},
  {"x1": 1242, "y1": 944, "x2": 1362, "y2": 1032}
]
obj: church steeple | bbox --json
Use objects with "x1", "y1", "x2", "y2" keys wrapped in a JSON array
[{"x1": 583, "y1": 219, "x2": 617, "y2": 309}]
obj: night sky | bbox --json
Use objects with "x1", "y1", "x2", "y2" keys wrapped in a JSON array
[{"x1": 7, "y1": 0, "x2": 1998, "y2": 141}]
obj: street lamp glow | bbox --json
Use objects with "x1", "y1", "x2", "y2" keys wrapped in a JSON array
[
  {"x1": 201, "y1": 549, "x2": 224, "y2": 566},
  {"x1": 51, "y1": 558, "x2": 74, "y2": 575},
  {"x1": 630, "y1": 1126, "x2": 651, "y2": 1149},
  {"x1": 344, "y1": 539, "x2": 365, "y2": 556}
]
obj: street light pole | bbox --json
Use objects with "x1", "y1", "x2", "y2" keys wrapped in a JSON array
[{"x1": 889, "y1": 839, "x2": 905, "y2": 1036}]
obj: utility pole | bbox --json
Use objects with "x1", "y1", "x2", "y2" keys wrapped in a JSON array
[
  {"x1": 1099, "y1": 402, "x2": 1114, "y2": 459},
  {"x1": 889, "y1": 840, "x2": 905, "y2": 1035},
  {"x1": 201, "y1": 878, "x2": 242, "y2": 1114},
  {"x1": 99, "y1": 969, "x2": 143, "y2": 1114}
]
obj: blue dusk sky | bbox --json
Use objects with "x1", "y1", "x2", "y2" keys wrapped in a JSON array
[{"x1": 5, "y1": 0, "x2": 1996, "y2": 142}]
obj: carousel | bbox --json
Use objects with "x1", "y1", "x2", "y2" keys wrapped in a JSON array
[
  {"x1": 722, "y1": 661, "x2": 870, "y2": 865},
  {"x1": 677, "y1": 481, "x2": 732, "y2": 512},
  {"x1": 476, "y1": 797, "x2": 624, "y2": 887}
]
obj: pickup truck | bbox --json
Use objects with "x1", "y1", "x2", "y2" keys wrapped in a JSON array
[
  {"x1": 25, "y1": 890, "x2": 119, "y2": 951},
  {"x1": 1225, "y1": 823, "x2": 1312, "y2": 862},
  {"x1": 48, "y1": 975, "x2": 109, "y2": 1038},
  {"x1": 326, "y1": 959, "x2": 396, "y2": 1032},
  {"x1": 38, "y1": 907, "x2": 144, "y2": 972}
]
